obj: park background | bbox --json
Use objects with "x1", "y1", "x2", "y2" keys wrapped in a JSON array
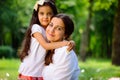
[{"x1": 0, "y1": 0, "x2": 120, "y2": 80}]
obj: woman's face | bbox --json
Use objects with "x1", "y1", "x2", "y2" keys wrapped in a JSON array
[
  {"x1": 38, "y1": 5, "x2": 53, "y2": 28},
  {"x1": 46, "y1": 17, "x2": 65, "y2": 42}
]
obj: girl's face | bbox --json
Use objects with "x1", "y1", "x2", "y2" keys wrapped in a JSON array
[
  {"x1": 38, "y1": 5, "x2": 53, "y2": 28},
  {"x1": 46, "y1": 17, "x2": 65, "y2": 42}
]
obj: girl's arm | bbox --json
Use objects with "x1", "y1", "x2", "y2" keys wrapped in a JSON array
[
  {"x1": 33, "y1": 32, "x2": 69, "y2": 50},
  {"x1": 67, "y1": 40, "x2": 75, "y2": 51}
]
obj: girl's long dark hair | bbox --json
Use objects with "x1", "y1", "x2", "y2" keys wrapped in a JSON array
[
  {"x1": 45, "y1": 13, "x2": 74, "y2": 65},
  {"x1": 19, "y1": 1, "x2": 58, "y2": 62}
]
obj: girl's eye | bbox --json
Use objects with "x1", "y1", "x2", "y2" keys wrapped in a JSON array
[
  {"x1": 39, "y1": 12, "x2": 44, "y2": 15},
  {"x1": 47, "y1": 12, "x2": 53, "y2": 16}
]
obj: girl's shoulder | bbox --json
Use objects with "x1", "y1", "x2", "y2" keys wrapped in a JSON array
[
  {"x1": 32, "y1": 24, "x2": 42, "y2": 28},
  {"x1": 31, "y1": 24, "x2": 46, "y2": 35},
  {"x1": 32, "y1": 24, "x2": 44, "y2": 30}
]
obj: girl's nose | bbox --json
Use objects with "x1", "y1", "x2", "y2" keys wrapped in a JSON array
[{"x1": 44, "y1": 14, "x2": 48, "y2": 18}]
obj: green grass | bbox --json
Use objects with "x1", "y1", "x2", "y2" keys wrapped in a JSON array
[
  {"x1": 0, "y1": 58, "x2": 20, "y2": 80},
  {"x1": 79, "y1": 58, "x2": 120, "y2": 80},
  {"x1": 0, "y1": 58, "x2": 120, "y2": 80}
]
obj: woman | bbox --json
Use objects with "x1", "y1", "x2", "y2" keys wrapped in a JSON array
[{"x1": 42, "y1": 13, "x2": 80, "y2": 80}]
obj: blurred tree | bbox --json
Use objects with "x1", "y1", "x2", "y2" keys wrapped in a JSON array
[
  {"x1": 80, "y1": 0, "x2": 117, "y2": 61},
  {"x1": 93, "y1": 4, "x2": 116, "y2": 58},
  {"x1": 112, "y1": 0, "x2": 120, "y2": 66},
  {"x1": 80, "y1": 0, "x2": 93, "y2": 61}
]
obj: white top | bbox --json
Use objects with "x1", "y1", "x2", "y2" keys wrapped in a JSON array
[
  {"x1": 42, "y1": 46, "x2": 80, "y2": 80},
  {"x1": 18, "y1": 24, "x2": 46, "y2": 77}
]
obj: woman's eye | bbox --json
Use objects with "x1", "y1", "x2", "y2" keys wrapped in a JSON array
[{"x1": 56, "y1": 27, "x2": 62, "y2": 31}]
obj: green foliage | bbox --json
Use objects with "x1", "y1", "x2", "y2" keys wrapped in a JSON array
[
  {"x1": 91, "y1": 4, "x2": 116, "y2": 58},
  {"x1": 0, "y1": 46, "x2": 15, "y2": 58},
  {"x1": 0, "y1": 0, "x2": 35, "y2": 51},
  {"x1": 16, "y1": 0, "x2": 35, "y2": 27},
  {"x1": 93, "y1": 0, "x2": 118, "y2": 11}
]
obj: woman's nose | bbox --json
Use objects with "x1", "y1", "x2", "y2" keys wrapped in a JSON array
[{"x1": 49, "y1": 27, "x2": 54, "y2": 33}]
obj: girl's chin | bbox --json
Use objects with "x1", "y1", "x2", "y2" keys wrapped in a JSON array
[{"x1": 42, "y1": 24, "x2": 48, "y2": 27}]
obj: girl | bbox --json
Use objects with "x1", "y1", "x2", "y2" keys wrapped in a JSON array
[
  {"x1": 18, "y1": 0, "x2": 73, "y2": 80},
  {"x1": 42, "y1": 13, "x2": 80, "y2": 80}
]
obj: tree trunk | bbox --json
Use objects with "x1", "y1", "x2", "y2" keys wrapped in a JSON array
[
  {"x1": 80, "y1": 0, "x2": 93, "y2": 61},
  {"x1": 112, "y1": 0, "x2": 120, "y2": 66}
]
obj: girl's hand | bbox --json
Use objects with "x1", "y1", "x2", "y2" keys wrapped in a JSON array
[{"x1": 66, "y1": 40, "x2": 75, "y2": 52}]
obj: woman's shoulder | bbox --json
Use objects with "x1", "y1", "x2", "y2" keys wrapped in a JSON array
[
  {"x1": 55, "y1": 46, "x2": 75, "y2": 55},
  {"x1": 56, "y1": 46, "x2": 67, "y2": 51}
]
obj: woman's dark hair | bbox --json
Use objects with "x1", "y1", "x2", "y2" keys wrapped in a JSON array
[
  {"x1": 19, "y1": 1, "x2": 58, "y2": 62},
  {"x1": 45, "y1": 13, "x2": 74, "y2": 65},
  {"x1": 56, "y1": 14, "x2": 74, "y2": 39}
]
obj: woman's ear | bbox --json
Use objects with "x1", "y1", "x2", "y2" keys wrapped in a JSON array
[{"x1": 63, "y1": 35, "x2": 68, "y2": 40}]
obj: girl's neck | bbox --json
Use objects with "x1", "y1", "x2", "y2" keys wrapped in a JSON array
[{"x1": 41, "y1": 25, "x2": 47, "y2": 30}]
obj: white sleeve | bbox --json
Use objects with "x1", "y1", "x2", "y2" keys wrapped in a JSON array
[
  {"x1": 53, "y1": 48, "x2": 76, "y2": 80},
  {"x1": 31, "y1": 24, "x2": 43, "y2": 35}
]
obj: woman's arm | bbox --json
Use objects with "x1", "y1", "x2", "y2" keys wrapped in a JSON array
[{"x1": 33, "y1": 32, "x2": 69, "y2": 50}]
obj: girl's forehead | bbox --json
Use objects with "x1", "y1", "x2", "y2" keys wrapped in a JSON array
[
  {"x1": 39, "y1": 5, "x2": 51, "y2": 9},
  {"x1": 38, "y1": 5, "x2": 53, "y2": 12}
]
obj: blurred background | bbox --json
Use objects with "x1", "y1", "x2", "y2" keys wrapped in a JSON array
[{"x1": 0, "y1": 0, "x2": 120, "y2": 80}]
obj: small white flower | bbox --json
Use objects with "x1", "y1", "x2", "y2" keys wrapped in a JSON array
[
  {"x1": 81, "y1": 69, "x2": 85, "y2": 73},
  {"x1": 96, "y1": 68, "x2": 101, "y2": 72},
  {"x1": 90, "y1": 77, "x2": 93, "y2": 80},
  {"x1": 6, "y1": 73, "x2": 10, "y2": 77}
]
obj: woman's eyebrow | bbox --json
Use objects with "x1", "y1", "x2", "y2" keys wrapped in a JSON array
[{"x1": 55, "y1": 25, "x2": 64, "y2": 28}]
